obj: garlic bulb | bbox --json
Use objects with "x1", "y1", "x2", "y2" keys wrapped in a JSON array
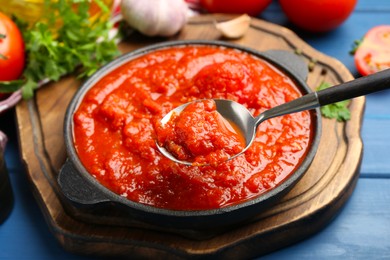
[{"x1": 121, "y1": 0, "x2": 189, "y2": 37}]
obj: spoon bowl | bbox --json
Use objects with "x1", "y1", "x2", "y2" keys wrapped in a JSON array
[
  {"x1": 157, "y1": 99, "x2": 257, "y2": 166},
  {"x1": 157, "y1": 69, "x2": 390, "y2": 165}
]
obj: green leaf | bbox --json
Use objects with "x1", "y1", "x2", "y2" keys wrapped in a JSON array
[
  {"x1": 316, "y1": 81, "x2": 331, "y2": 91},
  {"x1": 21, "y1": 80, "x2": 38, "y2": 100},
  {"x1": 0, "y1": 80, "x2": 25, "y2": 92},
  {"x1": 350, "y1": 39, "x2": 362, "y2": 55},
  {"x1": 316, "y1": 81, "x2": 351, "y2": 122},
  {"x1": 92, "y1": 0, "x2": 110, "y2": 13}
]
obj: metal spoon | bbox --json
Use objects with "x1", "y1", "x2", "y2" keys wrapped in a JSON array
[{"x1": 157, "y1": 69, "x2": 390, "y2": 166}]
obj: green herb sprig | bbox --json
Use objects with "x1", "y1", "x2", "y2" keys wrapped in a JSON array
[
  {"x1": 316, "y1": 82, "x2": 351, "y2": 122},
  {"x1": 349, "y1": 38, "x2": 362, "y2": 55},
  {"x1": 0, "y1": 0, "x2": 120, "y2": 99}
]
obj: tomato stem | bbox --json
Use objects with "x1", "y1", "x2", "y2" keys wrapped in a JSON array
[{"x1": 0, "y1": 33, "x2": 6, "y2": 39}]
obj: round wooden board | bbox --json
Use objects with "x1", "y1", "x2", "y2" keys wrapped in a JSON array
[{"x1": 15, "y1": 15, "x2": 363, "y2": 259}]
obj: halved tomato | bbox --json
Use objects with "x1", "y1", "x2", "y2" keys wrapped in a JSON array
[{"x1": 354, "y1": 25, "x2": 390, "y2": 76}]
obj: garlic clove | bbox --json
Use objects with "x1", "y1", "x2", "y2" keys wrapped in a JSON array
[{"x1": 215, "y1": 14, "x2": 252, "y2": 39}]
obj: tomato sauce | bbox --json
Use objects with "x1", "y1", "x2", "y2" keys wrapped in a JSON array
[
  {"x1": 156, "y1": 99, "x2": 246, "y2": 166},
  {"x1": 73, "y1": 45, "x2": 313, "y2": 210}
]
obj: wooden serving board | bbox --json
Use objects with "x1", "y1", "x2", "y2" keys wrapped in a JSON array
[{"x1": 15, "y1": 15, "x2": 364, "y2": 258}]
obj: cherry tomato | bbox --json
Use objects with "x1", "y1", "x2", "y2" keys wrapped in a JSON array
[
  {"x1": 0, "y1": 12, "x2": 25, "y2": 81},
  {"x1": 279, "y1": 0, "x2": 357, "y2": 32},
  {"x1": 200, "y1": 0, "x2": 272, "y2": 16},
  {"x1": 354, "y1": 25, "x2": 390, "y2": 76}
]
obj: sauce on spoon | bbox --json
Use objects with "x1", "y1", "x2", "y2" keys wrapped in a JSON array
[{"x1": 156, "y1": 99, "x2": 245, "y2": 166}]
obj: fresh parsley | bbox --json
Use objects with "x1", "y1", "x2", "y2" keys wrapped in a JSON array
[
  {"x1": 0, "y1": 0, "x2": 120, "y2": 99},
  {"x1": 316, "y1": 82, "x2": 351, "y2": 122}
]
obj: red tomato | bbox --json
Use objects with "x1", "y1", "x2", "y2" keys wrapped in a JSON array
[
  {"x1": 200, "y1": 0, "x2": 272, "y2": 16},
  {"x1": 0, "y1": 12, "x2": 25, "y2": 81},
  {"x1": 279, "y1": 0, "x2": 357, "y2": 32},
  {"x1": 354, "y1": 25, "x2": 390, "y2": 76}
]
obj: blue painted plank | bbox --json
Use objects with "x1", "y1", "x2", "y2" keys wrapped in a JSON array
[
  {"x1": 365, "y1": 91, "x2": 390, "y2": 116},
  {"x1": 265, "y1": 0, "x2": 390, "y2": 12},
  {"x1": 355, "y1": 0, "x2": 390, "y2": 11},
  {"x1": 361, "y1": 118, "x2": 390, "y2": 176},
  {"x1": 1, "y1": 109, "x2": 22, "y2": 172},
  {"x1": 261, "y1": 178, "x2": 390, "y2": 259}
]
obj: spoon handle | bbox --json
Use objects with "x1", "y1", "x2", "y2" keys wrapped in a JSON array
[
  {"x1": 317, "y1": 68, "x2": 390, "y2": 106},
  {"x1": 256, "y1": 69, "x2": 390, "y2": 126}
]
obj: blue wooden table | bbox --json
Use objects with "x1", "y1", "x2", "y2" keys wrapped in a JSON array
[{"x1": 1, "y1": 0, "x2": 389, "y2": 258}]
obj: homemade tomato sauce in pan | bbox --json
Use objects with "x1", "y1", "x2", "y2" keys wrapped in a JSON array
[{"x1": 73, "y1": 45, "x2": 313, "y2": 210}]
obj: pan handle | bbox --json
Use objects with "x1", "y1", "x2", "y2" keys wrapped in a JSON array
[{"x1": 58, "y1": 159, "x2": 110, "y2": 206}]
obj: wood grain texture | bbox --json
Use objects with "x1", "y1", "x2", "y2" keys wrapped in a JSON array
[{"x1": 15, "y1": 15, "x2": 364, "y2": 258}]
